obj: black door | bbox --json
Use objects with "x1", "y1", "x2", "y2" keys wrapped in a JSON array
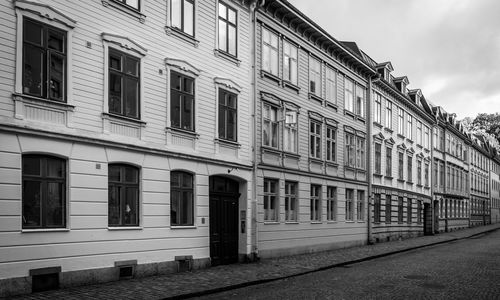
[
  {"x1": 424, "y1": 203, "x2": 433, "y2": 235},
  {"x1": 209, "y1": 176, "x2": 239, "y2": 266}
]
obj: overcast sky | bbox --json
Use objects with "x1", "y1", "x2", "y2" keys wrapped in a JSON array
[{"x1": 288, "y1": 0, "x2": 500, "y2": 120}]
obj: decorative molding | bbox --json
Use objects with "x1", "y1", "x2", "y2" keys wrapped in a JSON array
[
  {"x1": 214, "y1": 77, "x2": 242, "y2": 93},
  {"x1": 15, "y1": 0, "x2": 77, "y2": 28},
  {"x1": 165, "y1": 57, "x2": 201, "y2": 77},
  {"x1": 102, "y1": 33, "x2": 147, "y2": 56}
]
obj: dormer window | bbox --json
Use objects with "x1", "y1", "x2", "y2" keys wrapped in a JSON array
[
  {"x1": 394, "y1": 76, "x2": 409, "y2": 95},
  {"x1": 376, "y1": 62, "x2": 393, "y2": 82}
]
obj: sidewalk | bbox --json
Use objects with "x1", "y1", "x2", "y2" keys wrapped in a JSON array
[{"x1": 9, "y1": 223, "x2": 500, "y2": 300}]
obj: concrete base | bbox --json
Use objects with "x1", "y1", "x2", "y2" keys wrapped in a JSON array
[
  {"x1": 373, "y1": 230, "x2": 424, "y2": 243},
  {"x1": 257, "y1": 240, "x2": 366, "y2": 259},
  {"x1": 0, "y1": 258, "x2": 211, "y2": 297}
]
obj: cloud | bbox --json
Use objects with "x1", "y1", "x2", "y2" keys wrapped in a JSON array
[{"x1": 288, "y1": 0, "x2": 500, "y2": 118}]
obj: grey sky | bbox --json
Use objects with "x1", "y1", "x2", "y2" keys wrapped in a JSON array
[{"x1": 288, "y1": 0, "x2": 500, "y2": 119}]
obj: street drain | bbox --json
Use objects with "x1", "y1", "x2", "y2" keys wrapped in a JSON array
[
  {"x1": 419, "y1": 282, "x2": 446, "y2": 289},
  {"x1": 404, "y1": 274, "x2": 430, "y2": 280}
]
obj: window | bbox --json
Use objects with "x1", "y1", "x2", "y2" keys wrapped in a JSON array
[
  {"x1": 310, "y1": 120, "x2": 322, "y2": 159},
  {"x1": 407, "y1": 198, "x2": 412, "y2": 224},
  {"x1": 262, "y1": 28, "x2": 278, "y2": 76},
  {"x1": 309, "y1": 57, "x2": 321, "y2": 97},
  {"x1": 424, "y1": 162, "x2": 429, "y2": 186},
  {"x1": 345, "y1": 78, "x2": 354, "y2": 112},
  {"x1": 264, "y1": 179, "x2": 278, "y2": 222},
  {"x1": 374, "y1": 193, "x2": 381, "y2": 223},
  {"x1": 285, "y1": 181, "x2": 297, "y2": 222},
  {"x1": 218, "y1": 2, "x2": 237, "y2": 56},
  {"x1": 22, "y1": 155, "x2": 66, "y2": 229},
  {"x1": 326, "y1": 126, "x2": 336, "y2": 162},
  {"x1": 385, "y1": 100, "x2": 392, "y2": 129},
  {"x1": 356, "y1": 85, "x2": 365, "y2": 117},
  {"x1": 109, "y1": 49, "x2": 141, "y2": 119},
  {"x1": 170, "y1": 171, "x2": 194, "y2": 226},
  {"x1": 283, "y1": 41, "x2": 298, "y2": 85},
  {"x1": 398, "y1": 152, "x2": 404, "y2": 180},
  {"x1": 171, "y1": 71, "x2": 195, "y2": 131},
  {"x1": 170, "y1": 0, "x2": 194, "y2": 36},
  {"x1": 115, "y1": 0, "x2": 140, "y2": 10},
  {"x1": 109, "y1": 164, "x2": 140, "y2": 227},
  {"x1": 327, "y1": 186, "x2": 337, "y2": 221},
  {"x1": 325, "y1": 67, "x2": 336, "y2": 104},
  {"x1": 284, "y1": 109, "x2": 297, "y2": 153},
  {"x1": 447, "y1": 165, "x2": 450, "y2": 189},
  {"x1": 416, "y1": 121, "x2": 422, "y2": 145},
  {"x1": 356, "y1": 137, "x2": 366, "y2": 170},
  {"x1": 398, "y1": 196, "x2": 404, "y2": 223},
  {"x1": 407, "y1": 155, "x2": 413, "y2": 182},
  {"x1": 310, "y1": 185, "x2": 321, "y2": 221},
  {"x1": 439, "y1": 129, "x2": 445, "y2": 151},
  {"x1": 385, "y1": 195, "x2": 392, "y2": 224},
  {"x1": 440, "y1": 161, "x2": 445, "y2": 189},
  {"x1": 446, "y1": 134, "x2": 450, "y2": 153},
  {"x1": 398, "y1": 108, "x2": 404, "y2": 135},
  {"x1": 374, "y1": 93, "x2": 382, "y2": 124},
  {"x1": 357, "y1": 190, "x2": 365, "y2": 221},
  {"x1": 22, "y1": 18, "x2": 67, "y2": 102},
  {"x1": 263, "y1": 104, "x2": 278, "y2": 148},
  {"x1": 424, "y1": 126, "x2": 430, "y2": 149},
  {"x1": 386, "y1": 147, "x2": 392, "y2": 177},
  {"x1": 218, "y1": 89, "x2": 237, "y2": 141},
  {"x1": 345, "y1": 133, "x2": 355, "y2": 167},
  {"x1": 345, "y1": 189, "x2": 354, "y2": 221},
  {"x1": 375, "y1": 143, "x2": 382, "y2": 174},
  {"x1": 406, "y1": 114, "x2": 413, "y2": 140}
]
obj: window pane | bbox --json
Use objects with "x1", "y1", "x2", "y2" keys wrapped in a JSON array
[
  {"x1": 124, "y1": 187, "x2": 138, "y2": 225},
  {"x1": 182, "y1": 96, "x2": 193, "y2": 130},
  {"x1": 228, "y1": 25, "x2": 236, "y2": 55},
  {"x1": 183, "y1": 77, "x2": 194, "y2": 94},
  {"x1": 109, "y1": 166, "x2": 121, "y2": 182},
  {"x1": 184, "y1": 0, "x2": 194, "y2": 36},
  {"x1": 171, "y1": 91, "x2": 181, "y2": 128},
  {"x1": 182, "y1": 173, "x2": 192, "y2": 188},
  {"x1": 46, "y1": 182, "x2": 64, "y2": 226},
  {"x1": 108, "y1": 186, "x2": 121, "y2": 225},
  {"x1": 125, "y1": 57, "x2": 138, "y2": 76},
  {"x1": 218, "y1": 20, "x2": 227, "y2": 52},
  {"x1": 171, "y1": 0, "x2": 181, "y2": 28},
  {"x1": 182, "y1": 191, "x2": 193, "y2": 225},
  {"x1": 47, "y1": 157, "x2": 64, "y2": 178},
  {"x1": 219, "y1": 3, "x2": 227, "y2": 18},
  {"x1": 48, "y1": 30, "x2": 64, "y2": 52},
  {"x1": 24, "y1": 19, "x2": 43, "y2": 45},
  {"x1": 228, "y1": 7, "x2": 236, "y2": 23},
  {"x1": 23, "y1": 180, "x2": 41, "y2": 227},
  {"x1": 23, "y1": 45, "x2": 44, "y2": 97},
  {"x1": 125, "y1": 166, "x2": 138, "y2": 183},
  {"x1": 23, "y1": 156, "x2": 41, "y2": 176},
  {"x1": 126, "y1": 0, "x2": 139, "y2": 9},
  {"x1": 227, "y1": 110, "x2": 236, "y2": 141},
  {"x1": 110, "y1": 55, "x2": 121, "y2": 71},
  {"x1": 171, "y1": 172, "x2": 180, "y2": 187},
  {"x1": 125, "y1": 77, "x2": 139, "y2": 118},
  {"x1": 49, "y1": 53, "x2": 64, "y2": 100},
  {"x1": 109, "y1": 73, "x2": 122, "y2": 114}
]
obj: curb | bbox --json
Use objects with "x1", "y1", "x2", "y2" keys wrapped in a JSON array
[{"x1": 163, "y1": 226, "x2": 500, "y2": 300}]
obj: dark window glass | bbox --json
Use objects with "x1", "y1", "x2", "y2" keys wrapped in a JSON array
[
  {"x1": 170, "y1": 71, "x2": 195, "y2": 131},
  {"x1": 22, "y1": 155, "x2": 66, "y2": 229},
  {"x1": 108, "y1": 164, "x2": 140, "y2": 226},
  {"x1": 171, "y1": 171, "x2": 194, "y2": 226},
  {"x1": 23, "y1": 18, "x2": 66, "y2": 102},
  {"x1": 218, "y1": 89, "x2": 237, "y2": 141},
  {"x1": 108, "y1": 49, "x2": 140, "y2": 119}
]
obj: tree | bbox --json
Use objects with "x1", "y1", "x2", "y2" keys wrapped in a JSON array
[{"x1": 463, "y1": 113, "x2": 500, "y2": 153}]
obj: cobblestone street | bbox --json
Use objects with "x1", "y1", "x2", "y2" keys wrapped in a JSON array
[{"x1": 199, "y1": 229, "x2": 500, "y2": 300}]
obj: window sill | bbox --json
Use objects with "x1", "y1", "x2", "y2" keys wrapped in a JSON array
[
  {"x1": 171, "y1": 225, "x2": 196, "y2": 229},
  {"x1": 309, "y1": 157, "x2": 323, "y2": 164},
  {"x1": 385, "y1": 176, "x2": 393, "y2": 179},
  {"x1": 214, "y1": 49, "x2": 240, "y2": 66},
  {"x1": 264, "y1": 221, "x2": 280, "y2": 225},
  {"x1": 102, "y1": 0, "x2": 146, "y2": 23},
  {"x1": 260, "y1": 70, "x2": 281, "y2": 85},
  {"x1": 108, "y1": 226, "x2": 143, "y2": 230},
  {"x1": 326, "y1": 161, "x2": 339, "y2": 167},
  {"x1": 166, "y1": 127, "x2": 200, "y2": 138},
  {"x1": 165, "y1": 26, "x2": 199, "y2": 47},
  {"x1": 406, "y1": 138, "x2": 414, "y2": 144},
  {"x1": 261, "y1": 146, "x2": 281, "y2": 155},
  {"x1": 345, "y1": 220, "x2": 355, "y2": 223},
  {"x1": 384, "y1": 127, "x2": 394, "y2": 134},
  {"x1": 357, "y1": 116, "x2": 366, "y2": 123},
  {"x1": 285, "y1": 221, "x2": 299, "y2": 224},
  {"x1": 357, "y1": 220, "x2": 365, "y2": 223},
  {"x1": 215, "y1": 138, "x2": 241, "y2": 149},
  {"x1": 308, "y1": 93, "x2": 324, "y2": 104},
  {"x1": 326, "y1": 101, "x2": 338, "y2": 111},
  {"x1": 374, "y1": 173, "x2": 383, "y2": 178},
  {"x1": 310, "y1": 221, "x2": 322, "y2": 224},
  {"x1": 397, "y1": 134, "x2": 405, "y2": 139},
  {"x1": 344, "y1": 110, "x2": 356, "y2": 118},
  {"x1": 417, "y1": 184, "x2": 423, "y2": 188},
  {"x1": 283, "y1": 151, "x2": 300, "y2": 159},
  {"x1": 397, "y1": 179, "x2": 405, "y2": 182},
  {"x1": 373, "y1": 122, "x2": 383, "y2": 129},
  {"x1": 103, "y1": 112, "x2": 146, "y2": 126},
  {"x1": 283, "y1": 81, "x2": 300, "y2": 93},
  {"x1": 13, "y1": 93, "x2": 74, "y2": 111},
  {"x1": 22, "y1": 228, "x2": 69, "y2": 233}
]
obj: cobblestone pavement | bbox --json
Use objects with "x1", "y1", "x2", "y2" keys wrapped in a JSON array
[
  {"x1": 199, "y1": 229, "x2": 500, "y2": 300},
  {"x1": 6, "y1": 224, "x2": 500, "y2": 300}
]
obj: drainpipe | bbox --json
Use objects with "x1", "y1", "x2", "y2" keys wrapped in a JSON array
[
  {"x1": 430, "y1": 121, "x2": 435, "y2": 235},
  {"x1": 367, "y1": 74, "x2": 379, "y2": 245},
  {"x1": 249, "y1": 0, "x2": 264, "y2": 261}
]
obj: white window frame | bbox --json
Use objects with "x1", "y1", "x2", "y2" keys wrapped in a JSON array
[
  {"x1": 398, "y1": 107, "x2": 404, "y2": 135},
  {"x1": 262, "y1": 27, "x2": 279, "y2": 76},
  {"x1": 327, "y1": 186, "x2": 337, "y2": 221},
  {"x1": 416, "y1": 120, "x2": 422, "y2": 145},
  {"x1": 310, "y1": 184, "x2": 321, "y2": 222},
  {"x1": 325, "y1": 66, "x2": 337, "y2": 104},
  {"x1": 309, "y1": 119, "x2": 322, "y2": 159},
  {"x1": 326, "y1": 125, "x2": 337, "y2": 162},
  {"x1": 385, "y1": 99, "x2": 393, "y2": 129},
  {"x1": 407, "y1": 113, "x2": 413, "y2": 140},
  {"x1": 283, "y1": 40, "x2": 298, "y2": 85},
  {"x1": 374, "y1": 93, "x2": 382, "y2": 124},
  {"x1": 309, "y1": 56, "x2": 322, "y2": 97},
  {"x1": 355, "y1": 84, "x2": 365, "y2": 118},
  {"x1": 344, "y1": 77, "x2": 354, "y2": 113},
  {"x1": 263, "y1": 178, "x2": 278, "y2": 222},
  {"x1": 357, "y1": 190, "x2": 365, "y2": 221},
  {"x1": 168, "y1": 0, "x2": 195, "y2": 37},
  {"x1": 285, "y1": 181, "x2": 298, "y2": 222},
  {"x1": 345, "y1": 189, "x2": 354, "y2": 221}
]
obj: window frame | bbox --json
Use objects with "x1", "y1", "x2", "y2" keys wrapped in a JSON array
[
  {"x1": 345, "y1": 132, "x2": 355, "y2": 168},
  {"x1": 407, "y1": 155, "x2": 413, "y2": 182},
  {"x1": 262, "y1": 27, "x2": 279, "y2": 76},
  {"x1": 327, "y1": 186, "x2": 337, "y2": 221},
  {"x1": 398, "y1": 151, "x2": 404, "y2": 180},
  {"x1": 218, "y1": 88, "x2": 238, "y2": 142},
  {"x1": 357, "y1": 190, "x2": 365, "y2": 221},
  {"x1": 108, "y1": 164, "x2": 140, "y2": 227},
  {"x1": 325, "y1": 66, "x2": 337, "y2": 104},
  {"x1": 169, "y1": 0, "x2": 195, "y2": 37},
  {"x1": 356, "y1": 136, "x2": 366, "y2": 170},
  {"x1": 263, "y1": 178, "x2": 279, "y2": 222},
  {"x1": 310, "y1": 184, "x2": 321, "y2": 222},
  {"x1": 344, "y1": 77, "x2": 354, "y2": 113},
  {"x1": 170, "y1": 171, "x2": 194, "y2": 226},
  {"x1": 285, "y1": 181, "x2": 297, "y2": 222},
  {"x1": 398, "y1": 107, "x2": 404, "y2": 136},
  {"x1": 373, "y1": 193, "x2": 381, "y2": 223},
  {"x1": 170, "y1": 71, "x2": 196, "y2": 132},
  {"x1": 262, "y1": 103, "x2": 279, "y2": 149},
  {"x1": 398, "y1": 196, "x2": 404, "y2": 223},
  {"x1": 345, "y1": 189, "x2": 354, "y2": 221},
  {"x1": 283, "y1": 40, "x2": 298, "y2": 85},
  {"x1": 385, "y1": 194, "x2": 392, "y2": 224},
  {"x1": 386, "y1": 146, "x2": 393, "y2": 177},
  {"x1": 309, "y1": 119, "x2": 322, "y2": 159},
  {"x1": 406, "y1": 113, "x2": 413, "y2": 140},
  {"x1": 309, "y1": 56, "x2": 322, "y2": 97},
  {"x1": 22, "y1": 154, "x2": 67, "y2": 229},
  {"x1": 374, "y1": 93, "x2": 382, "y2": 124},
  {"x1": 217, "y1": 1, "x2": 238, "y2": 57},
  {"x1": 374, "y1": 142, "x2": 382, "y2": 175},
  {"x1": 355, "y1": 84, "x2": 365, "y2": 118},
  {"x1": 385, "y1": 99, "x2": 392, "y2": 129},
  {"x1": 326, "y1": 125, "x2": 337, "y2": 162}
]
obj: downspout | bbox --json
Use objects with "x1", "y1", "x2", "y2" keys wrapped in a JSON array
[
  {"x1": 367, "y1": 74, "x2": 379, "y2": 245},
  {"x1": 250, "y1": 0, "x2": 264, "y2": 260},
  {"x1": 430, "y1": 121, "x2": 436, "y2": 235}
]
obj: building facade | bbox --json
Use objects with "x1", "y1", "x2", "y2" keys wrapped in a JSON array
[
  {"x1": 254, "y1": 0, "x2": 376, "y2": 257},
  {"x1": 491, "y1": 156, "x2": 500, "y2": 224},
  {"x1": 368, "y1": 62, "x2": 434, "y2": 242},
  {"x1": 0, "y1": 0, "x2": 258, "y2": 296},
  {"x1": 430, "y1": 108, "x2": 470, "y2": 232},
  {"x1": 469, "y1": 136, "x2": 491, "y2": 226}
]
